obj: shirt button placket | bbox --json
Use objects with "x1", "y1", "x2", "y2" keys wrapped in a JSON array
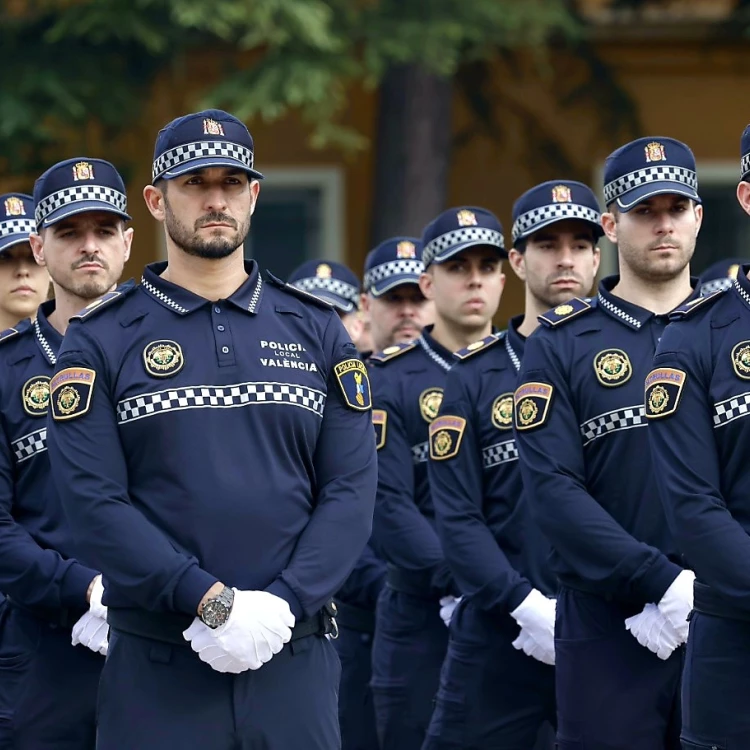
[{"x1": 211, "y1": 304, "x2": 236, "y2": 367}]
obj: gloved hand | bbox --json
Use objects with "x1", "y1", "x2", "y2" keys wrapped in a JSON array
[
  {"x1": 510, "y1": 589, "x2": 555, "y2": 654},
  {"x1": 511, "y1": 626, "x2": 555, "y2": 666},
  {"x1": 183, "y1": 589, "x2": 295, "y2": 672},
  {"x1": 657, "y1": 570, "x2": 695, "y2": 642},
  {"x1": 625, "y1": 603, "x2": 681, "y2": 660},
  {"x1": 88, "y1": 575, "x2": 107, "y2": 620},
  {"x1": 439, "y1": 596, "x2": 461, "y2": 627},
  {"x1": 71, "y1": 611, "x2": 108, "y2": 656},
  {"x1": 182, "y1": 621, "x2": 248, "y2": 673}
]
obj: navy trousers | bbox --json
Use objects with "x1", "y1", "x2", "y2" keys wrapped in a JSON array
[
  {"x1": 555, "y1": 587, "x2": 682, "y2": 750},
  {"x1": 97, "y1": 629, "x2": 341, "y2": 750},
  {"x1": 0, "y1": 601, "x2": 102, "y2": 749},
  {"x1": 423, "y1": 599, "x2": 555, "y2": 750}
]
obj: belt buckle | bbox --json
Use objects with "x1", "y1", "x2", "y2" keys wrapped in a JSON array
[{"x1": 329, "y1": 616, "x2": 339, "y2": 640}]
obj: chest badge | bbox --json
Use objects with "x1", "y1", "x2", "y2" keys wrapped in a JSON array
[
  {"x1": 732, "y1": 341, "x2": 750, "y2": 380},
  {"x1": 419, "y1": 387, "x2": 444, "y2": 423},
  {"x1": 492, "y1": 393, "x2": 514, "y2": 430},
  {"x1": 594, "y1": 349, "x2": 632, "y2": 387},
  {"x1": 143, "y1": 340, "x2": 184, "y2": 378},
  {"x1": 22, "y1": 376, "x2": 50, "y2": 416}
]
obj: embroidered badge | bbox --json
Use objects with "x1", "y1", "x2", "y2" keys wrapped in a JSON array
[
  {"x1": 492, "y1": 393, "x2": 514, "y2": 430},
  {"x1": 50, "y1": 367, "x2": 96, "y2": 421},
  {"x1": 4, "y1": 197, "x2": 25, "y2": 217},
  {"x1": 514, "y1": 382, "x2": 554, "y2": 430},
  {"x1": 143, "y1": 340, "x2": 184, "y2": 378},
  {"x1": 22, "y1": 376, "x2": 50, "y2": 416},
  {"x1": 456, "y1": 209, "x2": 477, "y2": 227},
  {"x1": 72, "y1": 161, "x2": 95, "y2": 181},
  {"x1": 419, "y1": 387, "x2": 444, "y2": 423},
  {"x1": 203, "y1": 118, "x2": 225, "y2": 136},
  {"x1": 594, "y1": 349, "x2": 632, "y2": 387},
  {"x1": 396, "y1": 241, "x2": 416, "y2": 259},
  {"x1": 429, "y1": 415, "x2": 466, "y2": 460},
  {"x1": 644, "y1": 141, "x2": 666, "y2": 163},
  {"x1": 644, "y1": 367, "x2": 686, "y2": 419},
  {"x1": 372, "y1": 409, "x2": 387, "y2": 450},
  {"x1": 732, "y1": 341, "x2": 750, "y2": 380},
  {"x1": 334, "y1": 359, "x2": 371, "y2": 411},
  {"x1": 552, "y1": 184, "x2": 572, "y2": 203}
]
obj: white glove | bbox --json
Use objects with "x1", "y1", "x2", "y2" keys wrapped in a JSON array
[
  {"x1": 657, "y1": 570, "x2": 695, "y2": 642},
  {"x1": 511, "y1": 626, "x2": 555, "y2": 666},
  {"x1": 71, "y1": 611, "x2": 108, "y2": 656},
  {"x1": 439, "y1": 596, "x2": 461, "y2": 627},
  {"x1": 182, "y1": 620, "x2": 248, "y2": 673},
  {"x1": 183, "y1": 589, "x2": 295, "y2": 672},
  {"x1": 88, "y1": 575, "x2": 107, "y2": 619},
  {"x1": 625, "y1": 603, "x2": 681, "y2": 660},
  {"x1": 510, "y1": 589, "x2": 556, "y2": 665}
]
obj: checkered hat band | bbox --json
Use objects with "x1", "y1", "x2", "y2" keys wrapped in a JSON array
[
  {"x1": 580, "y1": 405, "x2": 646, "y2": 446},
  {"x1": 364, "y1": 259, "x2": 424, "y2": 290},
  {"x1": 423, "y1": 228, "x2": 504, "y2": 266},
  {"x1": 293, "y1": 277, "x2": 359, "y2": 305},
  {"x1": 482, "y1": 440, "x2": 518, "y2": 468},
  {"x1": 152, "y1": 140, "x2": 254, "y2": 181},
  {"x1": 12, "y1": 428, "x2": 47, "y2": 464},
  {"x1": 603, "y1": 166, "x2": 697, "y2": 205},
  {"x1": 700, "y1": 277, "x2": 733, "y2": 296},
  {"x1": 512, "y1": 204, "x2": 601, "y2": 242},
  {"x1": 35, "y1": 186, "x2": 127, "y2": 226},
  {"x1": 742, "y1": 153, "x2": 750, "y2": 178},
  {"x1": 0, "y1": 218, "x2": 34, "y2": 239}
]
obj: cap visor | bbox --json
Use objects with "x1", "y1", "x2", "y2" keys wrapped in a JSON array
[
  {"x1": 616, "y1": 182, "x2": 700, "y2": 212},
  {"x1": 430, "y1": 242, "x2": 507, "y2": 264},
  {"x1": 42, "y1": 202, "x2": 131, "y2": 227},
  {"x1": 369, "y1": 276, "x2": 423, "y2": 297},
  {"x1": 0, "y1": 235, "x2": 31, "y2": 253},
  {"x1": 160, "y1": 157, "x2": 264, "y2": 181}
]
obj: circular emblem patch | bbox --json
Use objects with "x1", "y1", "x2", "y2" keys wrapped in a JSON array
[
  {"x1": 56, "y1": 385, "x2": 81, "y2": 416},
  {"x1": 432, "y1": 430, "x2": 453, "y2": 457},
  {"x1": 555, "y1": 304, "x2": 573, "y2": 316},
  {"x1": 648, "y1": 385, "x2": 670, "y2": 415},
  {"x1": 492, "y1": 393, "x2": 514, "y2": 429},
  {"x1": 419, "y1": 387, "x2": 444, "y2": 423},
  {"x1": 22, "y1": 376, "x2": 50, "y2": 416},
  {"x1": 143, "y1": 340, "x2": 184, "y2": 378},
  {"x1": 517, "y1": 398, "x2": 538, "y2": 427},
  {"x1": 732, "y1": 341, "x2": 750, "y2": 380},
  {"x1": 594, "y1": 349, "x2": 632, "y2": 387}
]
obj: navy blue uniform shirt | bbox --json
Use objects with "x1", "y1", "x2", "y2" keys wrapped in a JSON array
[
  {"x1": 0, "y1": 300, "x2": 99, "y2": 611},
  {"x1": 648, "y1": 269, "x2": 750, "y2": 618},
  {"x1": 428, "y1": 317, "x2": 555, "y2": 617},
  {"x1": 514, "y1": 276, "x2": 692, "y2": 605},
  {"x1": 45, "y1": 261, "x2": 377, "y2": 620}
]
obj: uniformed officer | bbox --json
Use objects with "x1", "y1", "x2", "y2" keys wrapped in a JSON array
[
  {"x1": 0, "y1": 161, "x2": 133, "y2": 749},
  {"x1": 369, "y1": 208, "x2": 506, "y2": 750},
  {"x1": 697, "y1": 256, "x2": 749, "y2": 296},
  {"x1": 0, "y1": 194, "x2": 49, "y2": 329},
  {"x1": 423, "y1": 181, "x2": 602, "y2": 750},
  {"x1": 514, "y1": 138, "x2": 701, "y2": 750},
  {"x1": 646, "y1": 124, "x2": 750, "y2": 748},
  {"x1": 45, "y1": 108, "x2": 377, "y2": 750}
]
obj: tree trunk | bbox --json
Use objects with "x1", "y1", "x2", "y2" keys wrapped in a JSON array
[{"x1": 370, "y1": 64, "x2": 453, "y2": 245}]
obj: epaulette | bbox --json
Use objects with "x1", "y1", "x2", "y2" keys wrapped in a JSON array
[
  {"x1": 538, "y1": 297, "x2": 593, "y2": 328},
  {"x1": 668, "y1": 288, "x2": 727, "y2": 321},
  {"x1": 369, "y1": 341, "x2": 418, "y2": 364},
  {"x1": 0, "y1": 325, "x2": 22, "y2": 346},
  {"x1": 72, "y1": 282, "x2": 137, "y2": 321},
  {"x1": 453, "y1": 332, "x2": 503, "y2": 361},
  {"x1": 265, "y1": 271, "x2": 333, "y2": 310}
]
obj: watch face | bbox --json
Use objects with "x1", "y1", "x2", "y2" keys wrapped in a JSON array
[{"x1": 201, "y1": 600, "x2": 229, "y2": 629}]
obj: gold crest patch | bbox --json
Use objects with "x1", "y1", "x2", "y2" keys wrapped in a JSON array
[
  {"x1": 644, "y1": 367, "x2": 686, "y2": 419},
  {"x1": 732, "y1": 341, "x2": 750, "y2": 380},
  {"x1": 514, "y1": 382, "x2": 554, "y2": 430},
  {"x1": 372, "y1": 409, "x2": 387, "y2": 450},
  {"x1": 491, "y1": 393, "x2": 514, "y2": 430},
  {"x1": 334, "y1": 359, "x2": 371, "y2": 411},
  {"x1": 419, "y1": 387, "x2": 444, "y2": 423},
  {"x1": 644, "y1": 141, "x2": 666, "y2": 163},
  {"x1": 316, "y1": 263, "x2": 332, "y2": 279},
  {"x1": 456, "y1": 209, "x2": 477, "y2": 227},
  {"x1": 428, "y1": 415, "x2": 466, "y2": 461},
  {"x1": 72, "y1": 161, "x2": 94, "y2": 181},
  {"x1": 396, "y1": 241, "x2": 416, "y2": 259},
  {"x1": 4, "y1": 197, "x2": 25, "y2": 217},
  {"x1": 552, "y1": 185, "x2": 572, "y2": 203},
  {"x1": 143, "y1": 341, "x2": 184, "y2": 378},
  {"x1": 22, "y1": 376, "x2": 50, "y2": 416},
  {"x1": 50, "y1": 367, "x2": 96, "y2": 421},
  {"x1": 203, "y1": 118, "x2": 225, "y2": 136},
  {"x1": 594, "y1": 349, "x2": 632, "y2": 387}
]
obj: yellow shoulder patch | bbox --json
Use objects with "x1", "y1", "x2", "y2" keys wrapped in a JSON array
[
  {"x1": 514, "y1": 382, "x2": 554, "y2": 430},
  {"x1": 454, "y1": 333, "x2": 502, "y2": 361},
  {"x1": 538, "y1": 298, "x2": 592, "y2": 328},
  {"x1": 668, "y1": 289, "x2": 726, "y2": 321},
  {"x1": 428, "y1": 415, "x2": 466, "y2": 460},
  {"x1": 372, "y1": 409, "x2": 387, "y2": 450},
  {"x1": 369, "y1": 341, "x2": 418, "y2": 364},
  {"x1": 50, "y1": 367, "x2": 96, "y2": 421},
  {"x1": 72, "y1": 290, "x2": 125, "y2": 321},
  {"x1": 334, "y1": 358, "x2": 371, "y2": 411},
  {"x1": 644, "y1": 367, "x2": 686, "y2": 419}
]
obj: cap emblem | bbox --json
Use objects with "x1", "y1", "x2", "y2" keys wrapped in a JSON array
[
  {"x1": 316, "y1": 263, "x2": 332, "y2": 279},
  {"x1": 551, "y1": 185, "x2": 572, "y2": 203},
  {"x1": 4, "y1": 197, "x2": 25, "y2": 217},
  {"x1": 203, "y1": 118, "x2": 225, "y2": 136},
  {"x1": 644, "y1": 142, "x2": 666, "y2": 163},
  {"x1": 72, "y1": 162, "x2": 95, "y2": 181},
  {"x1": 456, "y1": 209, "x2": 477, "y2": 227},
  {"x1": 396, "y1": 241, "x2": 416, "y2": 259}
]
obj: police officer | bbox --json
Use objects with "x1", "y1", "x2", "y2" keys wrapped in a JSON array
[
  {"x1": 0, "y1": 161, "x2": 133, "y2": 749},
  {"x1": 45, "y1": 109, "x2": 377, "y2": 750},
  {"x1": 646, "y1": 125, "x2": 750, "y2": 748},
  {"x1": 697, "y1": 256, "x2": 749, "y2": 296},
  {"x1": 423, "y1": 181, "x2": 602, "y2": 750},
  {"x1": 514, "y1": 138, "x2": 701, "y2": 750},
  {"x1": 369, "y1": 208, "x2": 506, "y2": 750},
  {"x1": 0, "y1": 194, "x2": 49, "y2": 329}
]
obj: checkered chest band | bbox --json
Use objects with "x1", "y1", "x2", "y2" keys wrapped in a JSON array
[
  {"x1": 482, "y1": 439, "x2": 518, "y2": 468},
  {"x1": 422, "y1": 228, "x2": 504, "y2": 267},
  {"x1": 35, "y1": 186, "x2": 127, "y2": 226},
  {"x1": 364, "y1": 260, "x2": 424, "y2": 291},
  {"x1": 152, "y1": 140, "x2": 255, "y2": 181},
  {"x1": 603, "y1": 166, "x2": 697, "y2": 206},
  {"x1": 0, "y1": 218, "x2": 34, "y2": 239},
  {"x1": 511, "y1": 204, "x2": 601, "y2": 243},
  {"x1": 293, "y1": 277, "x2": 359, "y2": 306},
  {"x1": 12, "y1": 428, "x2": 47, "y2": 464}
]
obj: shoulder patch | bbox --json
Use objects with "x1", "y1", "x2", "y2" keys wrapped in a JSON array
[
  {"x1": 50, "y1": 367, "x2": 96, "y2": 421},
  {"x1": 429, "y1": 415, "x2": 466, "y2": 461},
  {"x1": 334, "y1": 358, "x2": 371, "y2": 411},
  {"x1": 645, "y1": 367, "x2": 686, "y2": 419},
  {"x1": 538, "y1": 297, "x2": 593, "y2": 328},
  {"x1": 372, "y1": 409, "x2": 387, "y2": 450},
  {"x1": 72, "y1": 282, "x2": 137, "y2": 322},
  {"x1": 369, "y1": 341, "x2": 418, "y2": 364},
  {"x1": 265, "y1": 271, "x2": 333, "y2": 310},
  {"x1": 668, "y1": 289, "x2": 727, "y2": 321},
  {"x1": 454, "y1": 333, "x2": 502, "y2": 361},
  {"x1": 514, "y1": 382, "x2": 554, "y2": 430}
]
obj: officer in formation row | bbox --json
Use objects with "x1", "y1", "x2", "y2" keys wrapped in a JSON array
[{"x1": 0, "y1": 108, "x2": 747, "y2": 750}]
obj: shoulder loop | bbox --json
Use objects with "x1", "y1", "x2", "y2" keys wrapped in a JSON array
[
  {"x1": 454, "y1": 332, "x2": 503, "y2": 361},
  {"x1": 265, "y1": 271, "x2": 334, "y2": 310},
  {"x1": 668, "y1": 288, "x2": 727, "y2": 321},
  {"x1": 72, "y1": 282, "x2": 137, "y2": 322},
  {"x1": 0, "y1": 324, "x2": 23, "y2": 345},
  {"x1": 369, "y1": 341, "x2": 418, "y2": 364},
  {"x1": 538, "y1": 297, "x2": 593, "y2": 328}
]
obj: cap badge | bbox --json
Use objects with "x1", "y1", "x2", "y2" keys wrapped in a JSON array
[
  {"x1": 644, "y1": 142, "x2": 666, "y2": 163},
  {"x1": 456, "y1": 210, "x2": 477, "y2": 227},
  {"x1": 4, "y1": 197, "x2": 25, "y2": 217},
  {"x1": 72, "y1": 162, "x2": 95, "y2": 181},
  {"x1": 729, "y1": 263, "x2": 740, "y2": 280},
  {"x1": 551, "y1": 185, "x2": 572, "y2": 203},
  {"x1": 316, "y1": 263, "x2": 332, "y2": 279},
  {"x1": 396, "y1": 241, "x2": 416, "y2": 259},
  {"x1": 203, "y1": 118, "x2": 225, "y2": 136}
]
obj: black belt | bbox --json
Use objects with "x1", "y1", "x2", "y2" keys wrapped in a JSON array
[
  {"x1": 6, "y1": 597, "x2": 86, "y2": 630},
  {"x1": 693, "y1": 581, "x2": 750, "y2": 623},
  {"x1": 108, "y1": 603, "x2": 338, "y2": 647},
  {"x1": 385, "y1": 565, "x2": 436, "y2": 600},
  {"x1": 333, "y1": 599, "x2": 375, "y2": 633}
]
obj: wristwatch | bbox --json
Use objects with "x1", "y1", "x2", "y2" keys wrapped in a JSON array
[{"x1": 199, "y1": 586, "x2": 235, "y2": 629}]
